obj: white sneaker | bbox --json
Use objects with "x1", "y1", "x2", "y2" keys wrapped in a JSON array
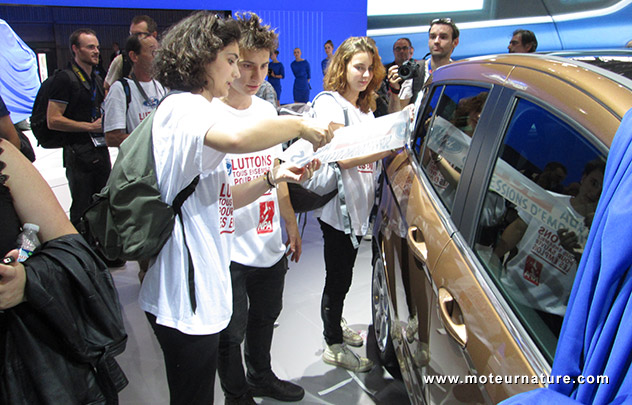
[
  {"x1": 341, "y1": 318, "x2": 364, "y2": 347},
  {"x1": 323, "y1": 343, "x2": 373, "y2": 373}
]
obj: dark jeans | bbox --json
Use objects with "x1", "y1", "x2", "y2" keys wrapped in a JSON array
[
  {"x1": 63, "y1": 143, "x2": 111, "y2": 225},
  {"x1": 146, "y1": 313, "x2": 219, "y2": 405},
  {"x1": 217, "y1": 257, "x2": 288, "y2": 399},
  {"x1": 318, "y1": 219, "x2": 361, "y2": 345}
]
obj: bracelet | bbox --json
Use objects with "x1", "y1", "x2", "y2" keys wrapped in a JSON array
[
  {"x1": 389, "y1": 84, "x2": 400, "y2": 94},
  {"x1": 265, "y1": 170, "x2": 276, "y2": 188},
  {"x1": 433, "y1": 154, "x2": 443, "y2": 163}
]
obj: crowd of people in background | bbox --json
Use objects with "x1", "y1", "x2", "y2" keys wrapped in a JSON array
[{"x1": 0, "y1": 10, "x2": 545, "y2": 404}]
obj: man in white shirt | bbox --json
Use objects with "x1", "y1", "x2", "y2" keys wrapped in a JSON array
[
  {"x1": 215, "y1": 13, "x2": 305, "y2": 405},
  {"x1": 103, "y1": 33, "x2": 165, "y2": 146},
  {"x1": 388, "y1": 17, "x2": 460, "y2": 112},
  {"x1": 104, "y1": 15, "x2": 158, "y2": 92}
]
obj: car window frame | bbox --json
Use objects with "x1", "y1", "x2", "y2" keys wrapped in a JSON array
[
  {"x1": 454, "y1": 88, "x2": 609, "y2": 364},
  {"x1": 409, "y1": 80, "x2": 498, "y2": 231},
  {"x1": 460, "y1": 89, "x2": 609, "y2": 245}
]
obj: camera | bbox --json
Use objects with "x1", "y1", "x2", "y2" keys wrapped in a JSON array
[
  {"x1": 399, "y1": 58, "x2": 420, "y2": 81},
  {"x1": 268, "y1": 68, "x2": 273, "y2": 77}
]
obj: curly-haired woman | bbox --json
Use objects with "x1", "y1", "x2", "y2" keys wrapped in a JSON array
[{"x1": 139, "y1": 11, "x2": 332, "y2": 404}]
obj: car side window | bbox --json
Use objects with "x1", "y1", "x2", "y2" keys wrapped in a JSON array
[
  {"x1": 418, "y1": 85, "x2": 490, "y2": 213},
  {"x1": 473, "y1": 98, "x2": 606, "y2": 362}
]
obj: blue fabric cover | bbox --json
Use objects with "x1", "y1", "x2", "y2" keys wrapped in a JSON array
[
  {"x1": 501, "y1": 108, "x2": 632, "y2": 404},
  {"x1": 0, "y1": 19, "x2": 40, "y2": 123}
]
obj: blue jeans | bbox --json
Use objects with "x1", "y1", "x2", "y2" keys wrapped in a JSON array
[{"x1": 217, "y1": 256, "x2": 288, "y2": 399}]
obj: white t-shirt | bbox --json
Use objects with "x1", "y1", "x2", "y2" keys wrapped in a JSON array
[
  {"x1": 501, "y1": 195, "x2": 586, "y2": 316},
  {"x1": 214, "y1": 97, "x2": 286, "y2": 268},
  {"x1": 103, "y1": 78, "x2": 166, "y2": 134},
  {"x1": 312, "y1": 92, "x2": 377, "y2": 236},
  {"x1": 138, "y1": 92, "x2": 235, "y2": 335}
]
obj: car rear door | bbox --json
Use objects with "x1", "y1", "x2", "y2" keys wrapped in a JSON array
[{"x1": 428, "y1": 65, "x2": 618, "y2": 403}]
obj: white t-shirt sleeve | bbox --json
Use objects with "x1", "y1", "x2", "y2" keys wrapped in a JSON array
[
  {"x1": 103, "y1": 80, "x2": 127, "y2": 132},
  {"x1": 399, "y1": 78, "x2": 413, "y2": 100}
]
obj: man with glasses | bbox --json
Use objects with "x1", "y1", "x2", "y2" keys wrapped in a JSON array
[
  {"x1": 386, "y1": 38, "x2": 414, "y2": 72},
  {"x1": 103, "y1": 33, "x2": 165, "y2": 147},
  {"x1": 375, "y1": 38, "x2": 414, "y2": 117},
  {"x1": 388, "y1": 17, "x2": 460, "y2": 112},
  {"x1": 373, "y1": 38, "x2": 415, "y2": 117},
  {"x1": 104, "y1": 15, "x2": 158, "y2": 91}
]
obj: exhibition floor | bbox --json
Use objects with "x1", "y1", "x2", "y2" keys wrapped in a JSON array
[
  {"x1": 111, "y1": 214, "x2": 410, "y2": 405},
  {"x1": 28, "y1": 131, "x2": 409, "y2": 404}
]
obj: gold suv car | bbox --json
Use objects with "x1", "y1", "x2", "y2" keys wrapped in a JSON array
[{"x1": 371, "y1": 54, "x2": 632, "y2": 404}]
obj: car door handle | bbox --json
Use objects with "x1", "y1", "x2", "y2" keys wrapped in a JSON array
[
  {"x1": 407, "y1": 226, "x2": 428, "y2": 262},
  {"x1": 438, "y1": 287, "x2": 468, "y2": 348}
]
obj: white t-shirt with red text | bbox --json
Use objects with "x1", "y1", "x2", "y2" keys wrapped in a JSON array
[
  {"x1": 139, "y1": 92, "x2": 235, "y2": 335},
  {"x1": 213, "y1": 96, "x2": 286, "y2": 268},
  {"x1": 501, "y1": 194, "x2": 586, "y2": 316}
]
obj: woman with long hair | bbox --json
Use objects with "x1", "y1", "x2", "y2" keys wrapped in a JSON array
[
  {"x1": 311, "y1": 36, "x2": 388, "y2": 372},
  {"x1": 140, "y1": 11, "x2": 332, "y2": 404}
]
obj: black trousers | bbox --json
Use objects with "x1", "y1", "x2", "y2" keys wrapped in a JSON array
[
  {"x1": 63, "y1": 143, "x2": 111, "y2": 225},
  {"x1": 318, "y1": 219, "x2": 361, "y2": 345},
  {"x1": 217, "y1": 257, "x2": 287, "y2": 399},
  {"x1": 146, "y1": 313, "x2": 219, "y2": 405}
]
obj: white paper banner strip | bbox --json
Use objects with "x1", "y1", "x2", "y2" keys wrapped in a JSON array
[{"x1": 280, "y1": 110, "x2": 409, "y2": 166}]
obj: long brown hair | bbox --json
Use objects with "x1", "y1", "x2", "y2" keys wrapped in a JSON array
[{"x1": 323, "y1": 36, "x2": 385, "y2": 113}]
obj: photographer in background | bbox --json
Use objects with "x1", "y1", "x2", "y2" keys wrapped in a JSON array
[
  {"x1": 387, "y1": 18, "x2": 460, "y2": 113},
  {"x1": 374, "y1": 38, "x2": 413, "y2": 117}
]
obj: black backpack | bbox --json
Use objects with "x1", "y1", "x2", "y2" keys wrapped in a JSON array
[{"x1": 30, "y1": 69, "x2": 80, "y2": 148}]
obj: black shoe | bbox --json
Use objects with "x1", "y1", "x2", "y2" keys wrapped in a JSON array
[
  {"x1": 248, "y1": 374, "x2": 305, "y2": 402},
  {"x1": 224, "y1": 392, "x2": 256, "y2": 405}
]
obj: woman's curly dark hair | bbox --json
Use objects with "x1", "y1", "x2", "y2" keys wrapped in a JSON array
[
  {"x1": 323, "y1": 36, "x2": 386, "y2": 114},
  {"x1": 153, "y1": 11, "x2": 241, "y2": 92}
]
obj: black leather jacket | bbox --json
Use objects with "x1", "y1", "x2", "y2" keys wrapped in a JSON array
[{"x1": 0, "y1": 234, "x2": 128, "y2": 404}]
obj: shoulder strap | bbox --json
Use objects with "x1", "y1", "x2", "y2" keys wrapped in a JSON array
[
  {"x1": 118, "y1": 78, "x2": 132, "y2": 110},
  {"x1": 172, "y1": 175, "x2": 200, "y2": 211},
  {"x1": 60, "y1": 69, "x2": 84, "y2": 113},
  {"x1": 312, "y1": 92, "x2": 357, "y2": 246},
  {"x1": 171, "y1": 174, "x2": 200, "y2": 313},
  {"x1": 130, "y1": 73, "x2": 152, "y2": 105},
  {"x1": 115, "y1": 78, "x2": 132, "y2": 134},
  {"x1": 69, "y1": 64, "x2": 92, "y2": 93},
  {"x1": 312, "y1": 91, "x2": 349, "y2": 126}
]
